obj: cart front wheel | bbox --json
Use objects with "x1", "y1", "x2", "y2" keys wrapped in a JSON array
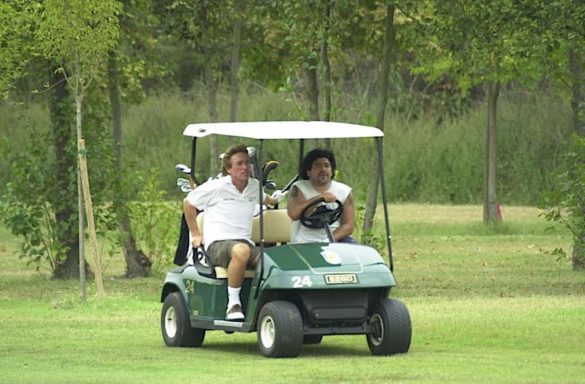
[
  {"x1": 367, "y1": 298, "x2": 411, "y2": 355},
  {"x1": 161, "y1": 292, "x2": 205, "y2": 347},
  {"x1": 257, "y1": 301, "x2": 303, "y2": 358}
]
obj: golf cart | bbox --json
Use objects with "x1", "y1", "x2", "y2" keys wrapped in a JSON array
[{"x1": 160, "y1": 121, "x2": 411, "y2": 358}]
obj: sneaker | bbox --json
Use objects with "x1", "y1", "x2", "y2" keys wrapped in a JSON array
[{"x1": 226, "y1": 304, "x2": 245, "y2": 321}]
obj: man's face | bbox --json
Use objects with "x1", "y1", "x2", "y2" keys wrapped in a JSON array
[
  {"x1": 227, "y1": 151, "x2": 250, "y2": 184},
  {"x1": 307, "y1": 157, "x2": 332, "y2": 187}
]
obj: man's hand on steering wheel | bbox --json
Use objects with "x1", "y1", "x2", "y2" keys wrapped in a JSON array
[
  {"x1": 321, "y1": 191, "x2": 337, "y2": 203},
  {"x1": 299, "y1": 197, "x2": 343, "y2": 229}
]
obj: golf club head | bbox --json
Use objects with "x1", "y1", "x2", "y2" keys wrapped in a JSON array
[
  {"x1": 262, "y1": 160, "x2": 279, "y2": 185},
  {"x1": 264, "y1": 180, "x2": 277, "y2": 192},
  {"x1": 180, "y1": 184, "x2": 192, "y2": 193},
  {"x1": 175, "y1": 164, "x2": 191, "y2": 174},
  {"x1": 177, "y1": 178, "x2": 192, "y2": 193}
]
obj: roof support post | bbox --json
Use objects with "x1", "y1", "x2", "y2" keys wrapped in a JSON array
[{"x1": 377, "y1": 137, "x2": 393, "y2": 271}]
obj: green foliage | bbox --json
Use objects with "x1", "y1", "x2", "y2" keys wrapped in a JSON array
[
  {"x1": 0, "y1": 89, "x2": 119, "y2": 273},
  {"x1": 541, "y1": 134, "x2": 585, "y2": 267},
  {"x1": 36, "y1": 0, "x2": 121, "y2": 84},
  {"x1": 354, "y1": 202, "x2": 386, "y2": 253},
  {"x1": 82, "y1": 91, "x2": 120, "y2": 233},
  {"x1": 0, "y1": 133, "x2": 64, "y2": 271},
  {"x1": 129, "y1": 169, "x2": 181, "y2": 272},
  {"x1": 411, "y1": 1, "x2": 552, "y2": 92},
  {"x1": 116, "y1": 88, "x2": 575, "y2": 205},
  {"x1": 0, "y1": 1, "x2": 36, "y2": 98},
  {"x1": 1, "y1": 88, "x2": 574, "y2": 208},
  {"x1": 114, "y1": 0, "x2": 166, "y2": 103}
]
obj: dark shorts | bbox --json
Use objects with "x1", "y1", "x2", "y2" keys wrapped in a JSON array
[
  {"x1": 207, "y1": 239, "x2": 260, "y2": 268},
  {"x1": 338, "y1": 236, "x2": 357, "y2": 243}
]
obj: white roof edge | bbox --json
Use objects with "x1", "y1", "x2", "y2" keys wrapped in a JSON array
[{"x1": 183, "y1": 121, "x2": 383, "y2": 139}]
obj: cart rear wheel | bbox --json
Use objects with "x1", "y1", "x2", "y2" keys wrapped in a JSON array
[
  {"x1": 367, "y1": 298, "x2": 411, "y2": 355},
  {"x1": 257, "y1": 301, "x2": 303, "y2": 358},
  {"x1": 161, "y1": 292, "x2": 205, "y2": 347}
]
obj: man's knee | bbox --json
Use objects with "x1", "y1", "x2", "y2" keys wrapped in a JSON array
[{"x1": 231, "y1": 242, "x2": 251, "y2": 263}]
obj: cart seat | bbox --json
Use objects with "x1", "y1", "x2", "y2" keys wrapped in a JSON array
[
  {"x1": 196, "y1": 209, "x2": 291, "y2": 278},
  {"x1": 251, "y1": 209, "x2": 292, "y2": 244}
]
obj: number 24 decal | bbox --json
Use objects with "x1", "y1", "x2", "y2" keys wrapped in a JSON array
[{"x1": 292, "y1": 275, "x2": 313, "y2": 288}]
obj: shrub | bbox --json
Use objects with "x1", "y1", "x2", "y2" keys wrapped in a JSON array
[
  {"x1": 541, "y1": 134, "x2": 585, "y2": 270},
  {"x1": 128, "y1": 169, "x2": 182, "y2": 272}
]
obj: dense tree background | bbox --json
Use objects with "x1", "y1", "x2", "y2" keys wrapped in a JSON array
[{"x1": 1, "y1": 0, "x2": 584, "y2": 274}]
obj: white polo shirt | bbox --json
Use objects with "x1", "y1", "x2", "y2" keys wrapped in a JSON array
[
  {"x1": 290, "y1": 180, "x2": 351, "y2": 243},
  {"x1": 186, "y1": 176, "x2": 261, "y2": 249}
]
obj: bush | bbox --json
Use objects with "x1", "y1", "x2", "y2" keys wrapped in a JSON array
[
  {"x1": 541, "y1": 134, "x2": 585, "y2": 270},
  {"x1": 0, "y1": 131, "x2": 69, "y2": 272},
  {"x1": 128, "y1": 169, "x2": 182, "y2": 272}
]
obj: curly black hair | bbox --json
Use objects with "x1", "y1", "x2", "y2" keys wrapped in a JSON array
[{"x1": 299, "y1": 148, "x2": 336, "y2": 180}]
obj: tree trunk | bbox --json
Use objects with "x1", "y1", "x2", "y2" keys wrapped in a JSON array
[
  {"x1": 306, "y1": 53, "x2": 319, "y2": 121},
  {"x1": 230, "y1": 0, "x2": 243, "y2": 122},
  {"x1": 321, "y1": 0, "x2": 332, "y2": 150},
  {"x1": 108, "y1": 51, "x2": 151, "y2": 278},
  {"x1": 203, "y1": 48, "x2": 219, "y2": 176},
  {"x1": 568, "y1": 46, "x2": 585, "y2": 269},
  {"x1": 48, "y1": 63, "x2": 83, "y2": 279},
  {"x1": 483, "y1": 81, "x2": 499, "y2": 223},
  {"x1": 569, "y1": 47, "x2": 585, "y2": 136},
  {"x1": 75, "y1": 78, "x2": 86, "y2": 293},
  {"x1": 362, "y1": 2, "x2": 395, "y2": 239}
]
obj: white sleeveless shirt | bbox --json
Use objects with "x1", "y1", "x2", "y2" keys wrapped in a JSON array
[{"x1": 290, "y1": 180, "x2": 351, "y2": 243}]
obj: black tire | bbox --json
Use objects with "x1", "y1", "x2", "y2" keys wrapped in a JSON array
[
  {"x1": 303, "y1": 335, "x2": 323, "y2": 344},
  {"x1": 257, "y1": 301, "x2": 303, "y2": 358},
  {"x1": 161, "y1": 292, "x2": 205, "y2": 347},
  {"x1": 366, "y1": 298, "x2": 411, "y2": 355}
]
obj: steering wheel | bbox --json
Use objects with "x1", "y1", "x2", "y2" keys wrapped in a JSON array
[{"x1": 300, "y1": 198, "x2": 343, "y2": 229}]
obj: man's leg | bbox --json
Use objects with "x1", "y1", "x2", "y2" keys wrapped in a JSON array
[{"x1": 225, "y1": 242, "x2": 251, "y2": 320}]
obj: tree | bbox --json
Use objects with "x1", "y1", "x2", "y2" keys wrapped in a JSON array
[
  {"x1": 0, "y1": 1, "x2": 82, "y2": 279},
  {"x1": 277, "y1": 0, "x2": 326, "y2": 121},
  {"x1": 0, "y1": 1, "x2": 32, "y2": 99},
  {"x1": 107, "y1": 0, "x2": 160, "y2": 277},
  {"x1": 156, "y1": 0, "x2": 235, "y2": 174},
  {"x1": 36, "y1": 0, "x2": 121, "y2": 280},
  {"x1": 540, "y1": 0, "x2": 585, "y2": 269},
  {"x1": 363, "y1": 1, "x2": 396, "y2": 238},
  {"x1": 412, "y1": 1, "x2": 550, "y2": 223},
  {"x1": 566, "y1": 25, "x2": 585, "y2": 270},
  {"x1": 230, "y1": 0, "x2": 244, "y2": 122},
  {"x1": 47, "y1": 62, "x2": 80, "y2": 279}
]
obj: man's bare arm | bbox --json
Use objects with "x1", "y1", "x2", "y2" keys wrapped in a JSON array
[
  {"x1": 332, "y1": 193, "x2": 355, "y2": 241},
  {"x1": 183, "y1": 198, "x2": 203, "y2": 247}
]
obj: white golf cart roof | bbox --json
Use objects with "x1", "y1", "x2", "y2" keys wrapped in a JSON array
[{"x1": 183, "y1": 121, "x2": 383, "y2": 139}]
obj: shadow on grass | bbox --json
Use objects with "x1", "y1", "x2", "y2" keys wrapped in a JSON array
[{"x1": 202, "y1": 339, "x2": 371, "y2": 358}]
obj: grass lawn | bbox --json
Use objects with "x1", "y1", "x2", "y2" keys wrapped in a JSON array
[{"x1": 1, "y1": 204, "x2": 584, "y2": 384}]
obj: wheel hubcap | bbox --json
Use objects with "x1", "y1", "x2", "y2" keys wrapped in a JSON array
[
  {"x1": 369, "y1": 313, "x2": 384, "y2": 346},
  {"x1": 260, "y1": 315, "x2": 275, "y2": 348},
  {"x1": 164, "y1": 306, "x2": 177, "y2": 338}
]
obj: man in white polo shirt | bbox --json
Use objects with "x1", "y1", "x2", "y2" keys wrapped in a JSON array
[{"x1": 183, "y1": 144, "x2": 281, "y2": 321}]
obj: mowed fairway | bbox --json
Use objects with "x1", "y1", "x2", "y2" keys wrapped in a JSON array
[{"x1": 1, "y1": 205, "x2": 584, "y2": 384}]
